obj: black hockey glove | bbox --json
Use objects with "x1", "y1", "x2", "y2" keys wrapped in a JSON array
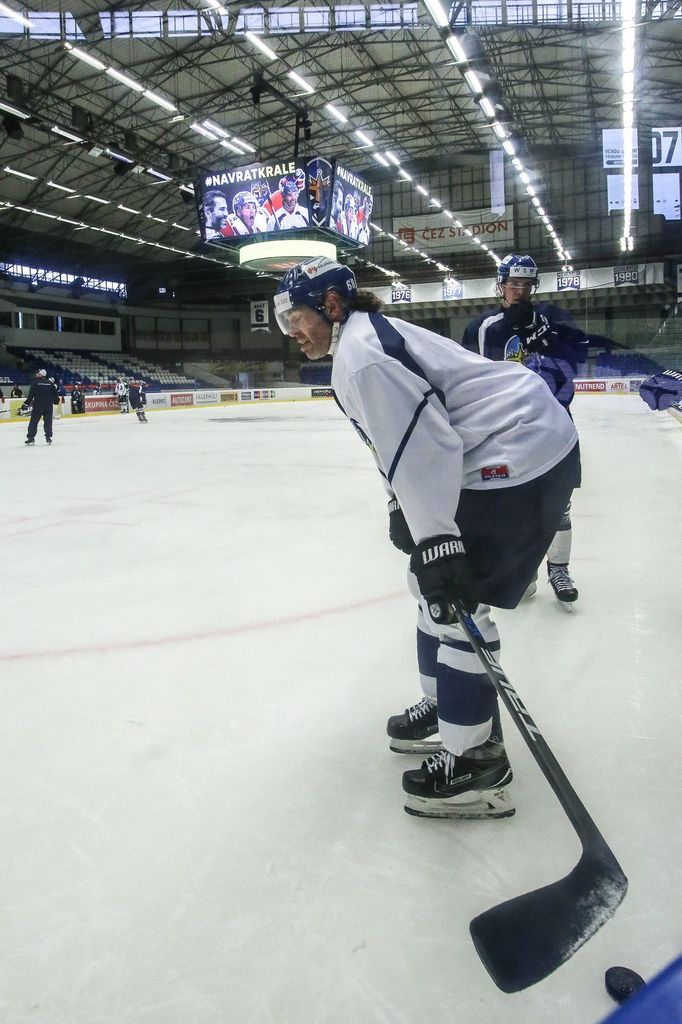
[
  {"x1": 409, "y1": 535, "x2": 479, "y2": 622},
  {"x1": 503, "y1": 301, "x2": 551, "y2": 353},
  {"x1": 502, "y1": 299, "x2": 535, "y2": 333},
  {"x1": 639, "y1": 369, "x2": 682, "y2": 411},
  {"x1": 522, "y1": 313, "x2": 552, "y2": 353},
  {"x1": 388, "y1": 498, "x2": 415, "y2": 554}
]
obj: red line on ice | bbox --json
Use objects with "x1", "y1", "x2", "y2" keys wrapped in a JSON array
[{"x1": 0, "y1": 590, "x2": 406, "y2": 663}]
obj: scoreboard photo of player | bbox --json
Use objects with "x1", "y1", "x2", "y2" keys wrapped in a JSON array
[
  {"x1": 197, "y1": 158, "x2": 311, "y2": 242},
  {"x1": 196, "y1": 155, "x2": 373, "y2": 252},
  {"x1": 328, "y1": 163, "x2": 373, "y2": 245}
]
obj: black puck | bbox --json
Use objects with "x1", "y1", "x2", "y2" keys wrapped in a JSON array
[{"x1": 605, "y1": 966, "x2": 646, "y2": 1004}]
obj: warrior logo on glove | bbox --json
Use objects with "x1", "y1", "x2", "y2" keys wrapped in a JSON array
[{"x1": 421, "y1": 538, "x2": 465, "y2": 564}]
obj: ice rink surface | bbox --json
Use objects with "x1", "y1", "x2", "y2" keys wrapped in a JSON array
[{"x1": 1, "y1": 395, "x2": 681, "y2": 1024}]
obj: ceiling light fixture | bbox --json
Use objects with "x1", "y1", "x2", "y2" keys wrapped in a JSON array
[
  {"x1": 52, "y1": 126, "x2": 84, "y2": 143},
  {"x1": 423, "y1": 0, "x2": 449, "y2": 28},
  {"x1": 47, "y1": 180, "x2": 76, "y2": 193},
  {"x1": 325, "y1": 103, "x2": 348, "y2": 125},
  {"x1": 4, "y1": 164, "x2": 35, "y2": 179},
  {"x1": 464, "y1": 70, "x2": 483, "y2": 95},
  {"x1": 244, "y1": 32, "x2": 278, "y2": 61},
  {"x1": 445, "y1": 35, "x2": 466, "y2": 63},
  {"x1": 232, "y1": 136, "x2": 256, "y2": 153},
  {"x1": 106, "y1": 68, "x2": 145, "y2": 93},
  {"x1": 144, "y1": 90, "x2": 176, "y2": 112},
  {"x1": 0, "y1": 2, "x2": 33, "y2": 28},
  {"x1": 0, "y1": 100, "x2": 29, "y2": 119},
  {"x1": 287, "y1": 70, "x2": 315, "y2": 94},
  {"x1": 64, "y1": 44, "x2": 106, "y2": 71},
  {"x1": 147, "y1": 167, "x2": 173, "y2": 181}
]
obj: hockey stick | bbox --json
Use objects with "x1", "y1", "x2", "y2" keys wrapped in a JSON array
[{"x1": 430, "y1": 597, "x2": 628, "y2": 993}]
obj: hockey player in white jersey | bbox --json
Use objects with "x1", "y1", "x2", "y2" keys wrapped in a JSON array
[
  {"x1": 272, "y1": 178, "x2": 309, "y2": 230},
  {"x1": 275, "y1": 258, "x2": 581, "y2": 819},
  {"x1": 114, "y1": 378, "x2": 129, "y2": 413},
  {"x1": 221, "y1": 191, "x2": 270, "y2": 236}
]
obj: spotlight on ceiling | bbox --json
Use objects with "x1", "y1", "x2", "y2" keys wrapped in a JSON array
[
  {"x1": 113, "y1": 159, "x2": 133, "y2": 177},
  {"x1": 2, "y1": 114, "x2": 24, "y2": 140},
  {"x1": 71, "y1": 104, "x2": 93, "y2": 135}
]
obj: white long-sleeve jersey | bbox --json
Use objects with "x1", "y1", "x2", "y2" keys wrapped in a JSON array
[{"x1": 331, "y1": 310, "x2": 578, "y2": 544}]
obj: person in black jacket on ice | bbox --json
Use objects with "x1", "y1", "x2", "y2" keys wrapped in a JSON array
[
  {"x1": 23, "y1": 369, "x2": 58, "y2": 445},
  {"x1": 128, "y1": 380, "x2": 147, "y2": 422}
]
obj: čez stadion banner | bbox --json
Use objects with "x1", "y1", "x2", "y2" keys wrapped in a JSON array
[{"x1": 392, "y1": 205, "x2": 514, "y2": 253}]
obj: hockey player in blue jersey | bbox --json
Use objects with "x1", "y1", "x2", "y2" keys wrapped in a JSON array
[
  {"x1": 275, "y1": 257, "x2": 581, "y2": 820},
  {"x1": 462, "y1": 253, "x2": 588, "y2": 610}
]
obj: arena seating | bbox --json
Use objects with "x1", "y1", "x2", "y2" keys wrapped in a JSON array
[
  {"x1": 299, "y1": 361, "x2": 332, "y2": 385},
  {"x1": 5, "y1": 347, "x2": 197, "y2": 389},
  {"x1": 590, "y1": 351, "x2": 663, "y2": 377}
]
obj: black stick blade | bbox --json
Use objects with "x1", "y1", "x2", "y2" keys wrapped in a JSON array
[{"x1": 470, "y1": 851, "x2": 628, "y2": 993}]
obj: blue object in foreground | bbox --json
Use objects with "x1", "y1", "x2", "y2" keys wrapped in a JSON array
[{"x1": 601, "y1": 955, "x2": 682, "y2": 1023}]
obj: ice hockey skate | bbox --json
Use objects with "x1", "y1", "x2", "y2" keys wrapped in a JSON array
[
  {"x1": 402, "y1": 740, "x2": 515, "y2": 819},
  {"x1": 548, "y1": 562, "x2": 578, "y2": 612},
  {"x1": 387, "y1": 696, "x2": 443, "y2": 754},
  {"x1": 24, "y1": 438, "x2": 34, "y2": 445}
]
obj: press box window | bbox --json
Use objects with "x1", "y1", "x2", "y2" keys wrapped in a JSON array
[{"x1": 61, "y1": 317, "x2": 82, "y2": 333}]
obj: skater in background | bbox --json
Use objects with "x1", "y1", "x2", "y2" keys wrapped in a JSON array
[
  {"x1": 114, "y1": 378, "x2": 129, "y2": 413},
  {"x1": 462, "y1": 254, "x2": 588, "y2": 610},
  {"x1": 128, "y1": 381, "x2": 147, "y2": 422},
  {"x1": 23, "y1": 369, "x2": 58, "y2": 445},
  {"x1": 275, "y1": 257, "x2": 581, "y2": 819},
  {"x1": 10, "y1": 383, "x2": 23, "y2": 398},
  {"x1": 71, "y1": 383, "x2": 85, "y2": 415}
]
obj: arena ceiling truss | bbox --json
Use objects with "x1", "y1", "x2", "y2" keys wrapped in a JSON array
[{"x1": 0, "y1": 0, "x2": 680, "y2": 303}]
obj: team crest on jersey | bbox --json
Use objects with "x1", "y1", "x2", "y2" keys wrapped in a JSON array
[{"x1": 503, "y1": 335, "x2": 525, "y2": 362}]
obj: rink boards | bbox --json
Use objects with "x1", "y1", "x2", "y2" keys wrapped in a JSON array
[
  {"x1": 2, "y1": 378, "x2": 679, "y2": 426},
  {"x1": 0, "y1": 384, "x2": 334, "y2": 423}
]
